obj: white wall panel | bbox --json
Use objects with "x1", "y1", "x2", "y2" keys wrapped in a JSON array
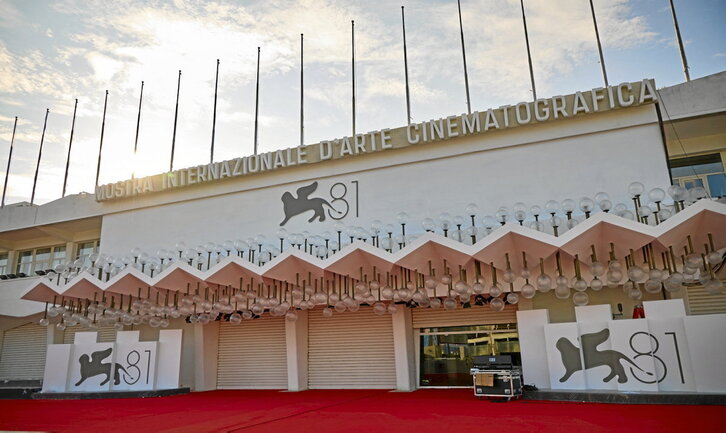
[
  {"x1": 683, "y1": 314, "x2": 726, "y2": 393},
  {"x1": 608, "y1": 319, "x2": 658, "y2": 392},
  {"x1": 64, "y1": 325, "x2": 116, "y2": 344},
  {"x1": 517, "y1": 309, "x2": 550, "y2": 389},
  {"x1": 99, "y1": 106, "x2": 669, "y2": 257},
  {"x1": 544, "y1": 323, "x2": 586, "y2": 390},
  {"x1": 575, "y1": 305, "x2": 618, "y2": 390}
]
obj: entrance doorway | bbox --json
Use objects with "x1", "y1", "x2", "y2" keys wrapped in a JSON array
[{"x1": 419, "y1": 324, "x2": 520, "y2": 387}]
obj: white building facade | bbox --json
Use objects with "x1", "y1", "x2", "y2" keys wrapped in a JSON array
[{"x1": 1, "y1": 78, "x2": 724, "y2": 393}]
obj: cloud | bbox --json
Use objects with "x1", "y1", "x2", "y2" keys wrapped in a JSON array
[
  {"x1": 0, "y1": 0, "x2": 665, "y2": 204},
  {"x1": 85, "y1": 52, "x2": 125, "y2": 85},
  {"x1": 0, "y1": 1, "x2": 23, "y2": 28},
  {"x1": 0, "y1": 42, "x2": 75, "y2": 99},
  {"x1": 405, "y1": 0, "x2": 657, "y2": 102},
  {"x1": 36, "y1": 0, "x2": 659, "y2": 112},
  {"x1": 0, "y1": 114, "x2": 27, "y2": 124}
]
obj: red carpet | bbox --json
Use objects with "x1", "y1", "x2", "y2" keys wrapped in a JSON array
[{"x1": 1, "y1": 389, "x2": 723, "y2": 433}]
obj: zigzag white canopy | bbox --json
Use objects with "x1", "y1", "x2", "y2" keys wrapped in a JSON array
[{"x1": 22, "y1": 200, "x2": 726, "y2": 303}]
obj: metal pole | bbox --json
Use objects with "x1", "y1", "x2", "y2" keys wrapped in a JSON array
[
  {"x1": 457, "y1": 0, "x2": 471, "y2": 114},
  {"x1": 668, "y1": 0, "x2": 690, "y2": 82},
  {"x1": 211, "y1": 59, "x2": 219, "y2": 163},
  {"x1": 520, "y1": 0, "x2": 537, "y2": 100},
  {"x1": 62, "y1": 99, "x2": 78, "y2": 197},
  {"x1": 254, "y1": 47, "x2": 260, "y2": 155},
  {"x1": 300, "y1": 34, "x2": 304, "y2": 147},
  {"x1": 1, "y1": 116, "x2": 18, "y2": 207},
  {"x1": 589, "y1": 0, "x2": 609, "y2": 87},
  {"x1": 132, "y1": 81, "x2": 144, "y2": 178},
  {"x1": 95, "y1": 90, "x2": 108, "y2": 190},
  {"x1": 170, "y1": 70, "x2": 181, "y2": 172},
  {"x1": 31, "y1": 108, "x2": 49, "y2": 205},
  {"x1": 351, "y1": 20, "x2": 356, "y2": 138},
  {"x1": 401, "y1": 6, "x2": 412, "y2": 124}
]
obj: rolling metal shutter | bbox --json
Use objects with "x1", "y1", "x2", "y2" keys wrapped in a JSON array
[
  {"x1": 63, "y1": 325, "x2": 117, "y2": 344},
  {"x1": 217, "y1": 317, "x2": 287, "y2": 389},
  {"x1": 308, "y1": 308, "x2": 396, "y2": 389},
  {"x1": 411, "y1": 305, "x2": 518, "y2": 328},
  {"x1": 0, "y1": 323, "x2": 47, "y2": 380},
  {"x1": 685, "y1": 285, "x2": 726, "y2": 315}
]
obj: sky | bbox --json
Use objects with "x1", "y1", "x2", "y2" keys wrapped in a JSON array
[{"x1": 0, "y1": 0, "x2": 724, "y2": 205}]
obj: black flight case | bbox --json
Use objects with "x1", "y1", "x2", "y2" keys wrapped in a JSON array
[{"x1": 470, "y1": 355, "x2": 522, "y2": 400}]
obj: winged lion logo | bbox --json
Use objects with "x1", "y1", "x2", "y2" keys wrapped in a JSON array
[
  {"x1": 556, "y1": 328, "x2": 654, "y2": 383},
  {"x1": 280, "y1": 181, "x2": 342, "y2": 226}
]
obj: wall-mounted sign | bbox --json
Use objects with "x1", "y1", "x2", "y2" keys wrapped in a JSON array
[
  {"x1": 41, "y1": 329, "x2": 182, "y2": 393},
  {"x1": 95, "y1": 79, "x2": 657, "y2": 202},
  {"x1": 280, "y1": 180, "x2": 359, "y2": 226},
  {"x1": 517, "y1": 300, "x2": 726, "y2": 393}
]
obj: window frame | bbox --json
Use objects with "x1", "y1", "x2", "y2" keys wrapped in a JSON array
[
  {"x1": 670, "y1": 153, "x2": 726, "y2": 197},
  {"x1": 0, "y1": 252, "x2": 8, "y2": 274},
  {"x1": 14, "y1": 244, "x2": 67, "y2": 276},
  {"x1": 676, "y1": 173, "x2": 725, "y2": 197},
  {"x1": 75, "y1": 239, "x2": 100, "y2": 268}
]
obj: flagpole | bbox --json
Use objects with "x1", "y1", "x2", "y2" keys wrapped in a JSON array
[
  {"x1": 520, "y1": 0, "x2": 537, "y2": 100},
  {"x1": 351, "y1": 20, "x2": 356, "y2": 138},
  {"x1": 31, "y1": 108, "x2": 49, "y2": 205},
  {"x1": 132, "y1": 81, "x2": 144, "y2": 178},
  {"x1": 211, "y1": 59, "x2": 219, "y2": 163},
  {"x1": 62, "y1": 99, "x2": 78, "y2": 197},
  {"x1": 401, "y1": 6, "x2": 411, "y2": 124},
  {"x1": 300, "y1": 34, "x2": 304, "y2": 147},
  {"x1": 457, "y1": 0, "x2": 471, "y2": 114},
  {"x1": 254, "y1": 47, "x2": 261, "y2": 155},
  {"x1": 95, "y1": 90, "x2": 108, "y2": 190},
  {"x1": 170, "y1": 70, "x2": 181, "y2": 172},
  {"x1": 589, "y1": 0, "x2": 609, "y2": 87},
  {"x1": 668, "y1": 0, "x2": 690, "y2": 82},
  {"x1": 1, "y1": 116, "x2": 18, "y2": 207}
]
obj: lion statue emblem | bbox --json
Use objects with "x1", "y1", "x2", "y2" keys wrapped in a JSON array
[
  {"x1": 280, "y1": 181, "x2": 341, "y2": 226},
  {"x1": 75, "y1": 347, "x2": 129, "y2": 387},
  {"x1": 556, "y1": 328, "x2": 653, "y2": 383}
]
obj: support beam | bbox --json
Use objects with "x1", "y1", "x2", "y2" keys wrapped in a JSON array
[
  {"x1": 392, "y1": 307, "x2": 416, "y2": 391},
  {"x1": 48, "y1": 320, "x2": 64, "y2": 344},
  {"x1": 285, "y1": 309, "x2": 309, "y2": 391},
  {"x1": 0, "y1": 239, "x2": 15, "y2": 251},
  {"x1": 193, "y1": 321, "x2": 219, "y2": 391},
  {"x1": 34, "y1": 225, "x2": 74, "y2": 242}
]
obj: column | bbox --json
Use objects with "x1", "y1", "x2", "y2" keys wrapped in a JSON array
[
  {"x1": 392, "y1": 307, "x2": 416, "y2": 391},
  {"x1": 193, "y1": 321, "x2": 219, "y2": 391},
  {"x1": 285, "y1": 310, "x2": 308, "y2": 391},
  {"x1": 47, "y1": 321, "x2": 63, "y2": 344},
  {"x1": 65, "y1": 241, "x2": 75, "y2": 265},
  {"x1": 6, "y1": 250, "x2": 17, "y2": 274}
]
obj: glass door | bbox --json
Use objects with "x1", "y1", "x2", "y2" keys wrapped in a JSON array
[{"x1": 419, "y1": 325, "x2": 519, "y2": 387}]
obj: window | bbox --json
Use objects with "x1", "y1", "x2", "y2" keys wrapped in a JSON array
[
  {"x1": 34, "y1": 248, "x2": 52, "y2": 271},
  {"x1": 15, "y1": 245, "x2": 66, "y2": 276},
  {"x1": 51, "y1": 246, "x2": 67, "y2": 269},
  {"x1": 419, "y1": 324, "x2": 520, "y2": 387},
  {"x1": 0, "y1": 253, "x2": 8, "y2": 274},
  {"x1": 16, "y1": 251, "x2": 33, "y2": 275},
  {"x1": 670, "y1": 154, "x2": 726, "y2": 197},
  {"x1": 75, "y1": 240, "x2": 100, "y2": 268}
]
